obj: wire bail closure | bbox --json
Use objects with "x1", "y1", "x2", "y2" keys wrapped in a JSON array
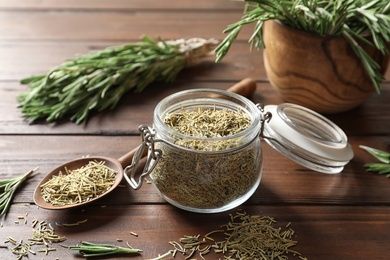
[
  {"x1": 256, "y1": 103, "x2": 273, "y2": 139},
  {"x1": 124, "y1": 125, "x2": 162, "y2": 190}
]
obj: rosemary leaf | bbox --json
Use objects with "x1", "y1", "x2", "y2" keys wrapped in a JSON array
[
  {"x1": 360, "y1": 145, "x2": 390, "y2": 176},
  {"x1": 18, "y1": 36, "x2": 218, "y2": 124},
  {"x1": 0, "y1": 168, "x2": 38, "y2": 216},
  {"x1": 68, "y1": 241, "x2": 142, "y2": 257},
  {"x1": 364, "y1": 163, "x2": 390, "y2": 176},
  {"x1": 360, "y1": 145, "x2": 390, "y2": 163}
]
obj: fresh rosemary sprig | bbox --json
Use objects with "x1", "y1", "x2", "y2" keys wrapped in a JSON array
[
  {"x1": 18, "y1": 36, "x2": 218, "y2": 124},
  {"x1": 68, "y1": 241, "x2": 142, "y2": 257},
  {"x1": 360, "y1": 145, "x2": 390, "y2": 177},
  {"x1": 215, "y1": 0, "x2": 390, "y2": 93},
  {"x1": 0, "y1": 168, "x2": 38, "y2": 216}
]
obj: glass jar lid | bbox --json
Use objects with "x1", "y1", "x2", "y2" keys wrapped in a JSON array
[{"x1": 262, "y1": 103, "x2": 354, "y2": 174}]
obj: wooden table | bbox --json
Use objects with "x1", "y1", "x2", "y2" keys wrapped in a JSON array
[{"x1": 1, "y1": 1, "x2": 390, "y2": 259}]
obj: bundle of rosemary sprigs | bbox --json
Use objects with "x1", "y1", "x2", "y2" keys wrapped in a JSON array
[{"x1": 18, "y1": 36, "x2": 218, "y2": 124}]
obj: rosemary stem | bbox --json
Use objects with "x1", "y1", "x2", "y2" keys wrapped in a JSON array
[
  {"x1": 0, "y1": 168, "x2": 38, "y2": 216},
  {"x1": 68, "y1": 241, "x2": 142, "y2": 257},
  {"x1": 146, "y1": 250, "x2": 175, "y2": 260}
]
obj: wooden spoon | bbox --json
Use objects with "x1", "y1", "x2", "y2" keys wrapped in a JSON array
[{"x1": 33, "y1": 150, "x2": 142, "y2": 210}]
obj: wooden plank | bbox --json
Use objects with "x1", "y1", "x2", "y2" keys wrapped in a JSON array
[
  {"x1": 0, "y1": 0, "x2": 245, "y2": 10},
  {"x1": 1, "y1": 135, "x2": 390, "y2": 206},
  {"x1": 0, "y1": 41, "x2": 265, "y2": 81},
  {"x1": 1, "y1": 204, "x2": 389, "y2": 260},
  {"x1": 0, "y1": 81, "x2": 279, "y2": 134},
  {"x1": 0, "y1": 39, "x2": 388, "y2": 82},
  {"x1": 327, "y1": 86, "x2": 390, "y2": 136},
  {"x1": 1, "y1": 81, "x2": 389, "y2": 135},
  {"x1": 1, "y1": 2, "x2": 389, "y2": 260},
  {"x1": 0, "y1": 10, "x2": 251, "y2": 41}
]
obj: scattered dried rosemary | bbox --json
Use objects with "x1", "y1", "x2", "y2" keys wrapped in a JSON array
[
  {"x1": 40, "y1": 160, "x2": 117, "y2": 206},
  {"x1": 151, "y1": 107, "x2": 260, "y2": 209},
  {"x1": 4, "y1": 218, "x2": 65, "y2": 259},
  {"x1": 219, "y1": 212, "x2": 304, "y2": 259},
  {"x1": 150, "y1": 211, "x2": 307, "y2": 260},
  {"x1": 18, "y1": 36, "x2": 218, "y2": 124}
]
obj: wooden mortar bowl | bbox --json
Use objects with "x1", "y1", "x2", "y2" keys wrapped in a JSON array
[{"x1": 263, "y1": 20, "x2": 389, "y2": 114}]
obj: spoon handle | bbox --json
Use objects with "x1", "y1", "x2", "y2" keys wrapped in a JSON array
[
  {"x1": 227, "y1": 78, "x2": 257, "y2": 97},
  {"x1": 117, "y1": 146, "x2": 147, "y2": 167}
]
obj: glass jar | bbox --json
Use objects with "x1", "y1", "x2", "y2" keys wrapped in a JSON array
[
  {"x1": 126, "y1": 89, "x2": 263, "y2": 213},
  {"x1": 124, "y1": 88, "x2": 354, "y2": 213}
]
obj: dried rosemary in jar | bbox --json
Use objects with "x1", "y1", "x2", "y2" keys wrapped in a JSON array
[
  {"x1": 163, "y1": 107, "x2": 251, "y2": 150},
  {"x1": 148, "y1": 89, "x2": 263, "y2": 213}
]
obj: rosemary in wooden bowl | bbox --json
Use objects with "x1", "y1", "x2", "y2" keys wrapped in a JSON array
[{"x1": 215, "y1": 0, "x2": 390, "y2": 93}]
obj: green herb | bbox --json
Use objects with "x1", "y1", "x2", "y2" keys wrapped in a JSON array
[
  {"x1": 0, "y1": 168, "x2": 38, "y2": 216},
  {"x1": 360, "y1": 145, "x2": 390, "y2": 177},
  {"x1": 68, "y1": 241, "x2": 142, "y2": 257},
  {"x1": 18, "y1": 36, "x2": 218, "y2": 124},
  {"x1": 215, "y1": 0, "x2": 390, "y2": 93}
]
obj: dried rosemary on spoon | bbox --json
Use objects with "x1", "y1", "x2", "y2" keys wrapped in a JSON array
[
  {"x1": 18, "y1": 36, "x2": 218, "y2": 124},
  {"x1": 40, "y1": 160, "x2": 117, "y2": 206}
]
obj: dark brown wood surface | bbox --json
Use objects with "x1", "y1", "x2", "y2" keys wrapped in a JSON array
[{"x1": 1, "y1": 1, "x2": 390, "y2": 259}]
